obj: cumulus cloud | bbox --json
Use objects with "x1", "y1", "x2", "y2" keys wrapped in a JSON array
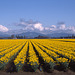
[
  {"x1": 45, "y1": 27, "x2": 50, "y2": 30},
  {"x1": 57, "y1": 22, "x2": 75, "y2": 33},
  {"x1": 14, "y1": 19, "x2": 75, "y2": 34},
  {"x1": 51, "y1": 25, "x2": 56, "y2": 28},
  {"x1": 49, "y1": 23, "x2": 75, "y2": 34},
  {"x1": 16, "y1": 19, "x2": 44, "y2": 31},
  {"x1": 59, "y1": 24, "x2": 66, "y2": 30},
  {"x1": 66, "y1": 26, "x2": 75, "y2": 33},
  {"x1": 0, "y1": 25, "x2": 8, "y2": 32},
  {"x1": 34, "y1": 23, "x2": 44, "y2": 31},
  {"x1": 44, "y1": 25, "x2": 56, "y2": 31},
  {"x1": 49, "y1": 25, "x2": 57, "y2": 31}
]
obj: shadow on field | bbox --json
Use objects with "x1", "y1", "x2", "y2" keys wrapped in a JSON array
[
  {"x1": 4, "y1": 61, "x2": 17, "y2": 73},
  {"x1": 22, "y1": 43, "x2": 35, "y2": 72},
  {"x1": 69, "y1": 61, "x2": 75, "y2": 72},
  {"x1": 31, "y1": 42, "x2": 54, "y2": 73},
  {"x1": 4, "y1": 42, "x2": 27, "y2": 73},
  {"x1": 22, "y1": 63, "x2": 34, "y2": 72}
]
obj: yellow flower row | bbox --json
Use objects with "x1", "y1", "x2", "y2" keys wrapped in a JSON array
[
  {"x1": 0, "y1": 39, "x2": 75, "y2": 70},
  {"x1": 14, "y1": 42, "x2": 28, "y2": 65},
  {"x1": 34, "y1": 39, "x2": 75, "y2": 62},
  {"x1": 28, "y1": 42, "x2": 39, "y2": 66},
  {"x1": 0, "y1": 42, "x2": 25, "y2": 64},
  {"x1": 0, "y1": 40, "x2": 23, "y2": 52},
  {"x1": 56, "y1": 57, "x2": 68, "y2": 63},
  {"x1": 34, "y1": 41, "x2": 59, "y2": 58},
  {"x1": 0, "y1": 42, "x2": 22, "y2": 56},
  {"x1": 32, "y1": 42, "x2": 54, "y2": 63}
]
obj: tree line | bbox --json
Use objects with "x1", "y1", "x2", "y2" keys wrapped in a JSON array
[{"x1": 8, "y1": 35, "x2": 26, "y2": 39}]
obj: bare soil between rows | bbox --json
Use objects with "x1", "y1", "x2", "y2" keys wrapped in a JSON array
[{"x1": 0, "y1": 70, "x2": 75, "y2": 75}]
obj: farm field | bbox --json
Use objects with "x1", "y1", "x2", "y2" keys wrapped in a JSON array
[{"x1": 0, "y1": 39, "x2": 75, "y2": 75}]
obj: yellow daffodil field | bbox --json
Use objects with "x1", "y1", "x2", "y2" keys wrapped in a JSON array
[{"x1": 0, "y1": 39, "x2": 75, "y2": 72}]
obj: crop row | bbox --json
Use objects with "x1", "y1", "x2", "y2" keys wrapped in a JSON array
[{"x1": 0, "y1": 39, "x2": 75, "y2": 72}]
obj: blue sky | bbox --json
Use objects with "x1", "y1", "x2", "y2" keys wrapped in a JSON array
[{"x1": 0, "y1": 0, "x2": 75, "y2": 34}]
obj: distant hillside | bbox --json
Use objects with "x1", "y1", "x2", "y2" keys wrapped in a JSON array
[
  {"x1": 15, "y1": 31, "x2": 74, "y2": 38},
  {"x1": 16, "y1": 32, "x2": 45, "y2": 37},
  {"x1": 0, "y1": 32, "x2": 10, "y2": 37},
  {"x1": 0, "y1": 31, "x2": 74, "y2": 38},
  {"x1": 46, "y1": 33, "x2": 72, "y2": 37}
]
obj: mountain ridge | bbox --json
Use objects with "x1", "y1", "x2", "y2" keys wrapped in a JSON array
[
  {"x1": 0, "y1": 31, "x2": 74, "y2": 38},
  {"x1": 15, "y1": 31, "x2": 73, "y2": 37}
]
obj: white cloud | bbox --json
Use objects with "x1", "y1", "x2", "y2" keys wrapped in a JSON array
[
  {"x1": 44, "y1": 24, "x2": 75, "y2": 34},
  {"x1": 51, "y1": 24, "x2": 75, "y2": 34},
  {"x1": 48, "y1": 25, "x2": 57, "y2": 31},
  {"x1": 16, "y1": 19, "x2": 44, "y2": 31},
  {"x1": 14, "y1": 19, "x2": 75, "y2": 34},
  {"x1": 45, "y1": 27, "x2": 50, "y2": 30},
  {"x1": 34, "y1": 23, "x2": 44, "y2": 31},
  {"x1": 51, "y1": 25, "x2": 56, "y2": 28},
  {"x1": 59, "y1": 24, "x2": 66, "y2": 30},
  {"x1": 23, "y1": 26, "x2": 34, "y2": 31},
  {"x1": 44, "y1": 25, "x2": 56, "y2": 31},
  {"x1": 0, "y1": 25, "x2": 8, "y2": 32},
  {"x1": 67, "y1": 26, "x2": 75, "y2": 33}
]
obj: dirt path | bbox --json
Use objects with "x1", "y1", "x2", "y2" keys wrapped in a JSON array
[{"x1": 0, "y1": 70, "x2": 75, "y2": 75}]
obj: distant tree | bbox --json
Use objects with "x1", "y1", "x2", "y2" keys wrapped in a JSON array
[
  {"x1": 24, "y1": 35, "x2": 26, "y2": 39},
  {"x1": 68, "y1": 35, "x2": 70, "y2": 39},
  {"x1": 21, "y1": 36, "x2": 23, "y2": 39},
  {"x1": 16, "y1": 35, "x2": 19, "y2": 39},
  {"x1": 72, "y1": 34, "x2": 74, "y2": 39},
  {"x1": 11, "y1": 35, "x2": 15, "y2": 39},
  {"x1": 16, "y1": 35, "x2": 18, "y2": 38},
  {"x1": 16, "y1": 35, "x2": 26, "y2": 39}
]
